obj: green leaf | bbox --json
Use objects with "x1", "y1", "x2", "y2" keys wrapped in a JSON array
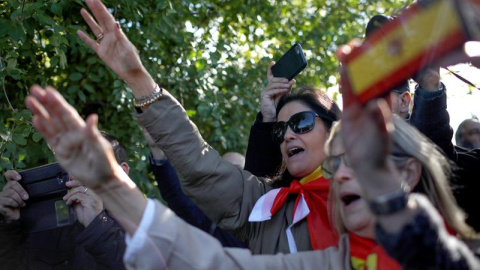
[
  {"x1": 32, "y1": 132, "x2": 42, "y2": 143},
  {"x1": 51, "y1": 3, "x2": 63, "y2": 16},
  {"x1": 6, "y1": 141, "x2": 16, "y2": 153},
  {"x1": 34, "y1": 13, "x2": 57, "y2": 27},
  {"x1": 8, "y1": 24, "x2": 26, "y2": 42},
  {"x1": 58, "y1": 50, "x2": 67, "y2": 68},
  {"x1": 12, "y1": 134, "x2": 27, "y2": 146},
  {"x1": 70, "y1": 72, "x2": 83, "y2": 81},
  {"x1": 83, "y1": 83, "x2": 95, "y2": 93},
  {"x1": 0, "y1": 21, "x2": 8, "y2": 37},
  {"x1": 186, "y1": 109, "x2": 197, "y2": 117},
  {"x1": 78, "y1": 91, "x2": 86, "y2": 102}
]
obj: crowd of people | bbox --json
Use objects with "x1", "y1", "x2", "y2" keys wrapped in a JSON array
[{"x1": 2, "y1": 0, "x2": 480, "y2": 269}]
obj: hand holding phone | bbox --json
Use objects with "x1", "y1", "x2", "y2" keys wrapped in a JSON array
[{"x1": 271, "y1": 43, "x2": 307, "y2": 80}]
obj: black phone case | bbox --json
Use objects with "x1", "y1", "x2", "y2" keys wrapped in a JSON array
[
  {"x1": 271, "y1": 43, "x2": 307, "y2": 80},
  {"x1": 19, "y1": 163, "x2": 75, "y2": 233}
]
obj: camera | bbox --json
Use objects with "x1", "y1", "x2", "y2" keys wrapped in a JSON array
[{"x1": 19, "y1": 163, "x2": 76, "y2": 233}]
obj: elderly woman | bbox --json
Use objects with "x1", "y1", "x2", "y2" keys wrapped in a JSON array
[{"x1": 26, "y1": 83, "x2": 479, "y2": 269}]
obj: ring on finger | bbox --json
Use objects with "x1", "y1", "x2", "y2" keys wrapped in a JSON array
[{"x1": 96, "y1": 33, "x2": 104, "y2": 42}]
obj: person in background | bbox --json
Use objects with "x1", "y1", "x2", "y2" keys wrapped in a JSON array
[
  {"x1": 455, "y1": 117, "x2": 480, "y2": 149},
  {"x1": 0, "y1": 131, "x2": 127, "y2": 269}
]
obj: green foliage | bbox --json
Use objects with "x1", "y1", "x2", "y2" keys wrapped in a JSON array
[{"x1": 0, "y1": 0, "x2": 408, "y2": 194}]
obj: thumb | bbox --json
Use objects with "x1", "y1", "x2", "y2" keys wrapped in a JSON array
[
  {"x1": 86, "y1": 114, "x2": 100, "y2": 140},
  {"x1": 267, "y1": 61, "x2": 275, "y2": 79}
]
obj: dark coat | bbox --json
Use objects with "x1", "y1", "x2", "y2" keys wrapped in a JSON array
[
  {"x1": 407, "y1": 86, "x2": 480, "y2": 231},
  {"x1": 0, "y1": 210, "x2": 126, "y2": 270}
]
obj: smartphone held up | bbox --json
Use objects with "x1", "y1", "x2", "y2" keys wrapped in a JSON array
[{"x1": 271, "y1": 43, "x2": 308, "y2": 80}]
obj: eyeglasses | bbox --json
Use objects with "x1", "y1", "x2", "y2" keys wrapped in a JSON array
[
  {"x1": 272, "y1": 111, "x2": 319, "y2": 143},
  {"x1": 321, "y1": 153, "x2": 351, "y2": 180},
  {"x1": 322, "y1": 152, "x2": 410, "y2": 179}
]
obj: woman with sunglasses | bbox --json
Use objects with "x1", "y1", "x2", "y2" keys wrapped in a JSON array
[
  {"x1": 26, "y1": 84, "x2": 480, "y2": 269},
  {"x1": 77, "y1": 0, "x2": 341, "y2": 254}
]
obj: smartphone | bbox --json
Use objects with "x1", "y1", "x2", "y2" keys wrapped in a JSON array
[{"x1": 271, "y1": 43, "x2": 307, "y2": 80}]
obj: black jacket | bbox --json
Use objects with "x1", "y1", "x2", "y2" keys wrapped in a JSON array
[
  {"x1": 404, "y1": 86, "x2": 480, "y2": 231},
  {"x1": 0, "y1": 210, "x2": 126, "y2": 270}
]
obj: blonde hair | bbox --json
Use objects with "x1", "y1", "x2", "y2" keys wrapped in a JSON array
[{"x1": 326, "y1": 116, "x2": 476, "y2": 240}]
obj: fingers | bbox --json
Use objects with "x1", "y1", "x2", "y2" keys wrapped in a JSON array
[
  {"x1": 374, "y1": 99, "x2": 394, "y2": 134},
  {"x1": 336, "y1": 39, "x2": 362, "y2": 61},
  {"x1": 2, "y1": 173, "x2": 28, "y2": 200},
  {"x1": 86, "y1": 114, "x2": 100, "y2": 140},
  {"x1": 85, "y1": 0, "x2": 116, "y2": 32},
  {"x1": 263, "y1": 88, "x2": 289, "y2": 99},
  {"x1": 65, "y1": 179, "x2": 83, "y2": 188},
  {"x1": 77, "y1": 30, "x2": 100, "y2": 53},
  {"x1": 63, "y1": 185, "x2": 90, "y2": 202},
  {"x1": 1, "y1": 181, "x2": 28, "y2": 207},
  {"x1": 4, "y1": 170, "x2": 21, "y2": 181},
  {"x1": 80, "y1": 8, "x2": 103, "y2": 38},
  {"x1": 266, "y1": 61, "x2": 275, "y2": 80},
  {"x1": 44, "y1": 86, "x2": 85, "y2": 131},
  {"x1": 141, "y1": 126, "x2": 155, "y2": 146},
  {"x1": 27, "y1": 85, "x2": 86, "y2": 146}
]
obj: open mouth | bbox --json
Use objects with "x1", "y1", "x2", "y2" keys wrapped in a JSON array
[
  {"x1": 287, "y1": 147, "x2": 304, "y2": 157},
  {"x1": 341, "y1": 194, "x2": 361, "y2": 206}
]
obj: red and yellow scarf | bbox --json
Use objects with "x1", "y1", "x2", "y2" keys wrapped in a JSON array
[
  {"x1": 249, "y1": 166, "x2": 338, "y2": 251},
  {"x1": 349, "y1": 233, "x2": 402, "y2": 270}
]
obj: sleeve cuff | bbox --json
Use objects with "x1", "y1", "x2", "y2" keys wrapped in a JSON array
[
  {"x1": 124, "y1": 198, "x2": 156, "y2": 262},
  {"x1": 149, "y1": 153, "x2": 168, "y2": 166},
  {"x1": 415, "y1": 83, "x2": 445, "y2": 99}
]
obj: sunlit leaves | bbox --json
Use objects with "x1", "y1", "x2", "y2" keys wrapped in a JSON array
[{"x1": 0, "y1": 0, "x2": 410, "y2": 194}]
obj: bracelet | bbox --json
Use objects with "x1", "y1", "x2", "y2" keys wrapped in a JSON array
[
  {"x1": 369, "y1": 184, "x2": 410, "y2": 216},
  {"x1": 133, "y1": 84, "x2": 163, "y2": 108}
]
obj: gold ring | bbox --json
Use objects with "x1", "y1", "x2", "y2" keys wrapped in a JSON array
[{"x1": 96, "y1": 33, "x2": 104, "y2": 42}]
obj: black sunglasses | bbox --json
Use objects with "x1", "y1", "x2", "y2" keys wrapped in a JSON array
[{"x1": 272, "y1": 111, "x2": 320, "y2": 143}]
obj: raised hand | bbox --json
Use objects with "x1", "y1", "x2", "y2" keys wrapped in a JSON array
[
  {"x1": 141, "y1": 126, "x2": 166, "y2": 160},
  {"x1": 414, "y1": 66, "x2": 441, "y2": 91},
  {"x1": 25, "y1": 85, "x2": 121, "y2": 191},
  {"x1": 260, "y1": 62, "x2": 295, "y2": 122},
  {"x1": 77, "y1": 0, "x2": 144, "y2": 82}
]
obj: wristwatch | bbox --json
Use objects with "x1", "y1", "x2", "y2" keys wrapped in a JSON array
[{"x1": 369, "y1": 185, "x2": 410, "y2": 216}]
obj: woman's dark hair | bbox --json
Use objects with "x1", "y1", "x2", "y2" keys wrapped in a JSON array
[{"x1": 269, "y1": 86, "x2": 341, "y2": 187}]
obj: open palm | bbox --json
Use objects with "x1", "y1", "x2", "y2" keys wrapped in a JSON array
[
  {"x1": 25, "y1": 85, "x2": 118, "y2": 190},
  {"x1": 77, "y1": 0, "x2": 143, "y2": 81}
]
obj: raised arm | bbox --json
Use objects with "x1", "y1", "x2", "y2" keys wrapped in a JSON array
[
  {"x1": 244, "y1": 62, "x2": 291, "y2": 177},
  {"x1": 25, "y1": 85, "x2": 146, "y2": 237},
  {"x1": 78, "y1": 0, "x2": 267, "y2": 231}
]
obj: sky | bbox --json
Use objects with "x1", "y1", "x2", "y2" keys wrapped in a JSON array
[{"x1": 442, "y1": 63, "x2": 480, "y2": 139}]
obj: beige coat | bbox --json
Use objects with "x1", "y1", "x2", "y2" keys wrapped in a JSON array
[
  {"x1": 124, "y1": 200, "x2": 351, "y2": 270},
  {"x1": 137, "y1": 91, "x2": 321, "y2": 254}
]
